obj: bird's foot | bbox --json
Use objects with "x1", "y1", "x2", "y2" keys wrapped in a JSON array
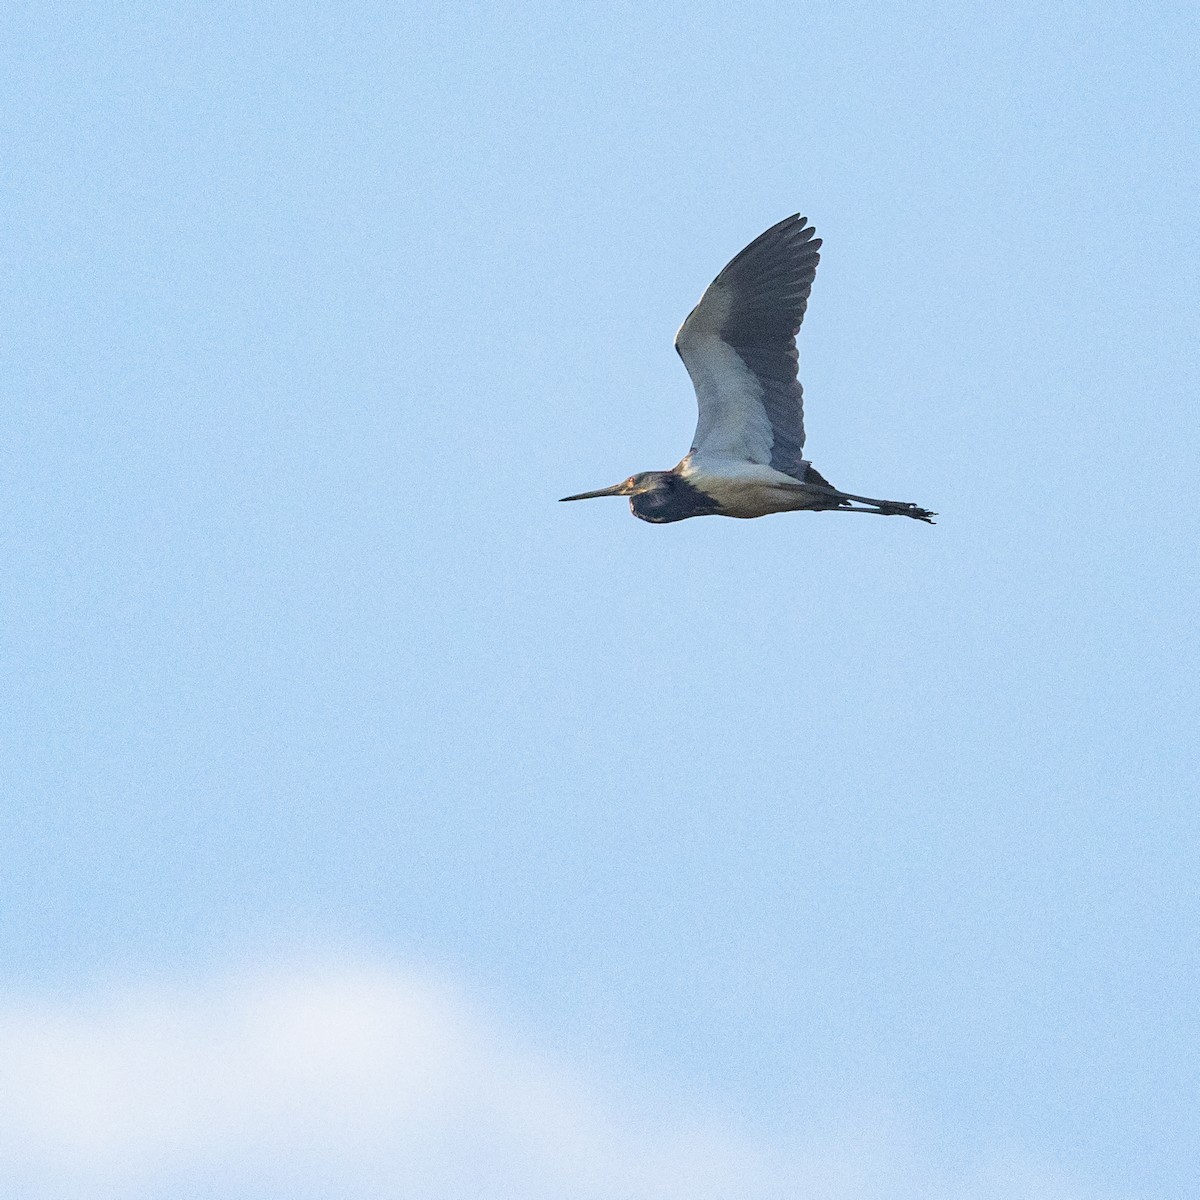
[{"x1": 879, "y1": 502, "x2": 936, "y2": 523}]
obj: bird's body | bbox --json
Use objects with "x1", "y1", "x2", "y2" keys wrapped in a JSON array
[
  {"x1": 680, "y1": 456, "x2": 832, "y2": 519},
  {"x1": 562, "y1": 214, "x2": 935, "y2": 524}
]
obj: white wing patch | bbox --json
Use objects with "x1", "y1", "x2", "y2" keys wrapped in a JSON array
[{"x1": 679, "y1": 334, "x2": 775, "y2": 465}]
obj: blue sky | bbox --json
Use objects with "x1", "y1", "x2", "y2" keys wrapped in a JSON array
[{"x1": 3, "y1": 1, "x2": 1198, "y2": 1196}]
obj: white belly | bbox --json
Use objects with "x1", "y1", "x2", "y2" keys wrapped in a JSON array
[{"x1": 678, "y1": 455, "x2": 819, "y2": 518}]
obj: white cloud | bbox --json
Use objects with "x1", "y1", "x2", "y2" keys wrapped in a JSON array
[{"x1": 0, "y1": 961, "x2": 1093, "y2": 1200}]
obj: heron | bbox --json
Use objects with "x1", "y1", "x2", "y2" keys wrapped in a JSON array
[{"x1": 561, "y1": 214, "x2": 935, "y2": 524}]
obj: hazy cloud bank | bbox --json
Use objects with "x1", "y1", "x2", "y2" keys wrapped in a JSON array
[{"x1": 0, "y1": 961, "x2": 1092, "y2": 1200}]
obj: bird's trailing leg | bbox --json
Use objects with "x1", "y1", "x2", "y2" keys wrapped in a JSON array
[
  {"x1": 792, "y1": 483, "x2": 937, "y2": 523},
  {"x1": 834, "y1": 502, "x2": 937, "y2": 523}
]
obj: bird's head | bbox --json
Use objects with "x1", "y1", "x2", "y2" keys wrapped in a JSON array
[{"x1": 560, "y1": 470, "x2": 695, "y2": 523}]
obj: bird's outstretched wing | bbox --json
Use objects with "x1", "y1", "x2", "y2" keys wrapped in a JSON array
[{"x1": 674, "y1": 214, "x2": 821, "y2": 478}]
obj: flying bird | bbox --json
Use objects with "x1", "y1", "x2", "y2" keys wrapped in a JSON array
[{"x1": 561, "y1": 215, "x2": 935, "y2": 524}]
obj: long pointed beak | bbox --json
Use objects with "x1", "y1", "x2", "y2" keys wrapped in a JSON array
[{"x1": 559, "y1": 481, "x2": 631, "y2": 502}]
